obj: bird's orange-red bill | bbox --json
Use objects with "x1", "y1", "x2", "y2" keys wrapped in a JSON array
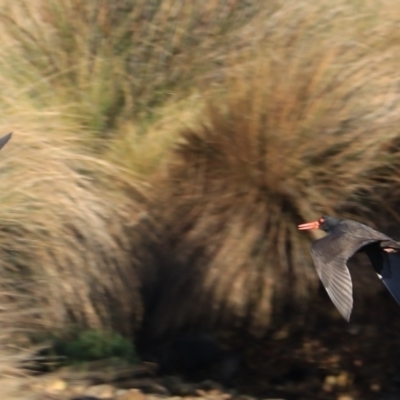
[{"x1": 298, "y1": 221, "x2": 320, "y2": 230}]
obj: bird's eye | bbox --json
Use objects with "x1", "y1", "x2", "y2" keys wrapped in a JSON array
[{"x1": 319, "y1": 218, "x2": 324, "y2": 223}]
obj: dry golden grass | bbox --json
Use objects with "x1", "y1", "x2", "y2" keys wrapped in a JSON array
[
  {"x1": 106, "y1": 93, "x2": 206, "y2": 175},
  {"x1": 0, "y1": 110, "x2": 156, "y2": 342},
  {"x1": 0, "y1": 0, "x2": 263, "y2": 137},
  {"x1": 0, "y1": 296, "x2": 43, "y2": 400},
  {"x1": 145, "y1": 2, "x2": 400, "y2": 338}
]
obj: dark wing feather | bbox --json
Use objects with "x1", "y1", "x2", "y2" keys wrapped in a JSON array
[
  {"x1": 0, "y1": 132, "x2": 11, "y2": 151},
  {"x1": 311, "y1": 231, "x2": 377, "y2": 321},
  {"x1": 380, "y1": 253, "x2": 400, "y2": 306},
  {"x1": 364, "y1": 245, "x2": 400, "y2": 307}
]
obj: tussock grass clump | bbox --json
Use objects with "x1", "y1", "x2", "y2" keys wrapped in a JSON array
[
  {"x1": 0, "y1": 122, "x2": 153, "y2": 342},
  {"x1": 2, "y1": 0, "x2": 400, "y2": 347},
  {"x1": 147, "y1": 33, "x2": 400, "y2": 337},
  {"x1": 0, "y1": 0, "x2": 263, "y2": 135}
]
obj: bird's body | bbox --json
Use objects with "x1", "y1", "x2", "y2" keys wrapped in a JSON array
[{"x1": 298, "y1": 216, "x2": 400, "y2": 320}]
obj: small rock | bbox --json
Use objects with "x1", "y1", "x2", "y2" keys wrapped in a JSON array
[
  {"x1": 84, "y1": 384, "x2": 115, "y2": 399},
  {"x1": 323, "y1": 384, "x2": 332, "y2": 392},
  {"x1": 172, "y1": 383, "x2": 197, "y2": 396},
  {"x1": 272, "y1": 329, "x2": 289, "y2": 340},
  {"x1": 69, "y1": 385, "x2": 88, "y2": 395},
  {"x1": 370, "y1": 383, "x2": 381, "y2": 392},
  {"x1": 116, "y1": 388, "x2": 147, "y2": 400},
  {"x1": 162, "y1": 377, "x2": 196, "y2": 396},
  {"x1": 324, "y1": 375, "x2": 337, "y2": 386},
  {"x1": 45, "y1": 379, "x2": 67, "y2": 394},
  {"x1": 337, "y1": 395, "x2": 353, "y2": 400},
  {"x1": 119, "y1": 379, "x2": 169, "y2": 395},
  {"x1": 336, "y1": 372, "x2": 351, "y2": 387},
  {"x1": 209, "y1": 389, "x2": 225, "y2": 395}
]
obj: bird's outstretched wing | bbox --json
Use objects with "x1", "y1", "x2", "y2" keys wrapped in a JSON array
[
  {"x1": 364, "y1": 243, "x2": 400, "y2": 307},
  {"x1": 311, "y1": 232, "x2": 376, "y2": 321},
  {"x1": 0, "y1": 132, "x2": 11, "y2": 151}
]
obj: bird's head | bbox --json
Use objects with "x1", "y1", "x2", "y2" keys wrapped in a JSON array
[{"x1": 298, "y1": 216, "x2": 342, "y2": 233}]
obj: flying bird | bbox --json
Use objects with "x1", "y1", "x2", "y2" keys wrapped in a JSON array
[{"x1": 298, "y1": 216, "x2": 400, "y2": 321}]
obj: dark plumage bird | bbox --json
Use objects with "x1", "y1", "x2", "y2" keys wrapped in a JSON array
[
  {"x1": 298, "y1": 216, "x2": 400, "y2": 321},
  {"x1": 0, "y1": 132, "x2": 11, "y2": 151}
]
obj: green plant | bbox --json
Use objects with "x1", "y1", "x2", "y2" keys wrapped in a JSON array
[{"x1": 52, "y1": 329, "x2": 138, "y2": 364}]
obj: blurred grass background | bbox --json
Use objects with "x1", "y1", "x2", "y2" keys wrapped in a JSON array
[{"x1": 0, "y1": 0, "x2": 400, "y2": 389}]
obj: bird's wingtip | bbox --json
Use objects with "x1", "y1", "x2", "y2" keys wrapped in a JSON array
[{"x1": 0, "y1": 132, "x2": 12, "y2": 151}]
